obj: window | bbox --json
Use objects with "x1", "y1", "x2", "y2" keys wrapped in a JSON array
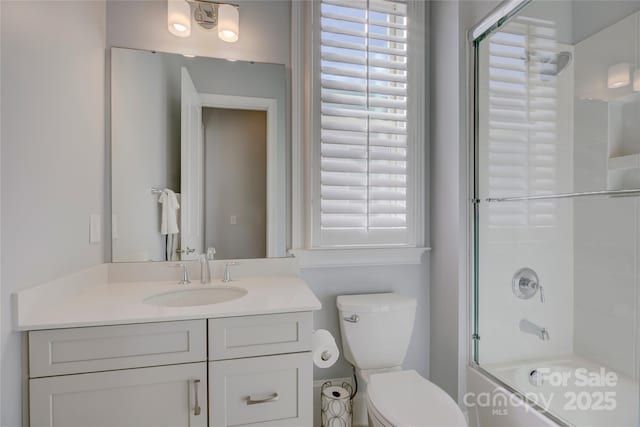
[
  {"x1": 311, "y1": 0, "x2": 424, "y2": 248},
  {"x1": 485, "y1": 16, "x2": 560, "y2": 228}
]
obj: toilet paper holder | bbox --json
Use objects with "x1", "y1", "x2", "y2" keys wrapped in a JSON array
[{"x1": 321, "y1": 381, "x2": 353, "y2": 427}]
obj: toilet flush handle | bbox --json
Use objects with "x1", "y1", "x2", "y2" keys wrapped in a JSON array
[{"x1": 343, "y1": 314, "x2": 360, "y2": 323}]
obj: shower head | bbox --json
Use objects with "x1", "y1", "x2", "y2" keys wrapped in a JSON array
[{"x1": 538, "y1": 51, "x2": 572, "y2": 81}]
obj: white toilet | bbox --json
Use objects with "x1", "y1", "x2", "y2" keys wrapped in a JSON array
[{"x1": 337, "y1": 293, "x2": 467, "y2": 427}]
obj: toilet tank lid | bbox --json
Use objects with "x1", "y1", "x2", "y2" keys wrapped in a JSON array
[{"x1": 336, "y1": 293, "x2": 416, "y2": 313}]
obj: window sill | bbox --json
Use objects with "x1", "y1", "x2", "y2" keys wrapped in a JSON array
[{"x1": 288, "y1": 247, "x2": 430, "y2": 269}]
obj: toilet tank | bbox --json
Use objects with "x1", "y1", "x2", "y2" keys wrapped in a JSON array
[{"x1": 337, "y1": 293, "x2": 417, "y2": 370}]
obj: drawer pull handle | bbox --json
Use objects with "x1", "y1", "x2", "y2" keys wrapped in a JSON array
[
  {"x1": 246, "y1": 392, "x2": 279, "y2": 405},
  {"x1": 193, "y1": 379, "x2": 201, "y2": 416}
]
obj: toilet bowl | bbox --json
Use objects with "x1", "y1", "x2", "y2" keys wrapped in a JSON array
[
  {"x1": 366, "y1": 370, "x2": 467, "y2": 427},
  {"x1": 337, "y1": 293, "x2": 467, "y2": 427}
]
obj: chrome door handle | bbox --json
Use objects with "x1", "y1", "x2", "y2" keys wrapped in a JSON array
[
  {"x1": 343, "y1": 314, "x2": 359, "y2": 323},
  {"x1": 193, "y1": 379, "x2": 201, "y2": 416},
  {"x1": 246, "y1": 392, "x2": 279, "y2": 405}
]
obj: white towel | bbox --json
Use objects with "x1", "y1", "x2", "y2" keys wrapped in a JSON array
[{"x1": 158, "y1": 189, "x2": 180, "y2": 235}]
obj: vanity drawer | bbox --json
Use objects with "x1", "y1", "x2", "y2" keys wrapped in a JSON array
[
  {"x1": 29, "y1": 320, "x2": 207, "y2": 377},
  {"x1": 208, "y1": 312, "x2": 312, "y2": 360},
  {"x1": 209, "y1": 352, "x2": 312, "y2": 427}
]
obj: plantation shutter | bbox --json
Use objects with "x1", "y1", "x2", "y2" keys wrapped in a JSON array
[
  {"x1": 317, "y1": 0, "x2": 411, "y2": 246},
  {"x1": 486, "y1": 16, "x2": 559, "y2": 228}
]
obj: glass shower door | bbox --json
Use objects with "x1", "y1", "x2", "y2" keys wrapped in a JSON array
[{"x1": 473, "y1": 2, "x2": 640, "y2": 426}]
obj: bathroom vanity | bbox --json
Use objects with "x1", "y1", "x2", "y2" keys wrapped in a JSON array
[{"x1": 15, "y1": 261, "x2": 320, "y2": 427}]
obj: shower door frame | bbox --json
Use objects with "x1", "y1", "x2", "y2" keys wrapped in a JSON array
[{"x1": 465, "y1": 1, "x2": 569, "y2": 425}]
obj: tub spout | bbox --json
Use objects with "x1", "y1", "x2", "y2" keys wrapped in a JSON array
[{"x1": 520, "y1": 319, "x2": 550, "y2": 341}]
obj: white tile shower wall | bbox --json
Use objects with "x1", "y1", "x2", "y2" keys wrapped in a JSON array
[
  {"x1": 573, "y1": 18, "x2": 640, "y2": 378},
  {"x1": 476, "y1": 36, "x2": 575, "y2": 364}
]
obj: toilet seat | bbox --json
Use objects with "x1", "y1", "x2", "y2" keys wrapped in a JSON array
[{"x1": 366, "y1": 370, "x2": 467, "y2": 427}]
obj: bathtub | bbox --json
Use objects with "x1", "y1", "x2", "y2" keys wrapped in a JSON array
[{"x1": 483, "y1": 355, "x2": 639, "y2": 426}]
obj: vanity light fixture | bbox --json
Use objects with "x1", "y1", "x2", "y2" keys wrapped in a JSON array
[
  {"x1": 607, "y1": 62, "x2": 630, "y2": 88},
  {"x1": 167, "y1": 0, "x2": 239, "y2": 43}
]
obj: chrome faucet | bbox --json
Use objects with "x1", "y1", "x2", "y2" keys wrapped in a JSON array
[
  {"x1": 222, "y1": 262, "x2": 238, "y2": 283},
  {"x1": 200, "y1": 254, "x2": 211, "y2": 284},
  {"x1": 519, "y1": 319, "x2": 550, "y2": 341},
  {"x1": 172, "y1": 263, "x2": 191, "y2": 285}
]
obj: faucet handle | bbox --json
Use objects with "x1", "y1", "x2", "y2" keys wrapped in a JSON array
[
  {"x1": 223, "y1": 261, "x2": 239, "y2": 283},
  {"x1": 171, "y1": 263, "x2": 191, "y2": 285}
]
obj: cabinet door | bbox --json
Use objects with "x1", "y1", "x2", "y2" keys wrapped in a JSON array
[
  {"x1": 30, "y1": 362, "x2": 207, "y2": 427},
  {"x1": 210, "y1": 352, "x2": 312, "y2": 427}
]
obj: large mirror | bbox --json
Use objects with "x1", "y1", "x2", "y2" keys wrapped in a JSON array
[{"x1": 111, "y1": 48, "x2": 287, "y2": 262}]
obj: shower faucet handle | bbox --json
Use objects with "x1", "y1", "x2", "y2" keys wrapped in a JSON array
[{"x1": 512, "y1": 268, "x2": 544, "y2": 303}]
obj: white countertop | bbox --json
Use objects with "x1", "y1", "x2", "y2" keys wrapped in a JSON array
[{"x1": 15, "y1": 273, "x2": 321, "y2": 331}]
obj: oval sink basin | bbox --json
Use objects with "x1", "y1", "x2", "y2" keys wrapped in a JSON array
[{"x1": 144, "y1": 287, "x2": 247, "y2": 308}]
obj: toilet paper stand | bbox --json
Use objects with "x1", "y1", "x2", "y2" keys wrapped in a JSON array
[{"x1": 321, "y1": 381, "x2": 353, "y2": 427}]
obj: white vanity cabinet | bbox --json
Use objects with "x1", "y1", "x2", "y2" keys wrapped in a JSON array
[
  {"x1": 208, "y1": 312, "x2": 313, "y2": 427},
  {"x1": 30, "y1": 363, "x2": 207, "y2": 427},
  {"x1": 26, "y1": 313, "x2": 313, "y2": 427},
  {"x1": 28, "y1": 320, "x2": 208, "y2": 427}
]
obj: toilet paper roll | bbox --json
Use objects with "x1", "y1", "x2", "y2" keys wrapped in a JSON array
[{"x1": 312, "y1": 329, "x2": 340, "y2": 368}]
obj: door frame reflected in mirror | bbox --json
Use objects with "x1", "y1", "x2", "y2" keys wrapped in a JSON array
[{"x1": 195, "y1": 93, "x2": 284, "y2": 258}]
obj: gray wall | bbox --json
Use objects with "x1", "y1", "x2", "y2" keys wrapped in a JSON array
[
  {"x1": 429, "y1": 0, "x2": 500, "y2": 401},
  {"x1": 203, "y1": 108, "x2": 267, "y2": 260},
  {"x1": 0, "y1": 1, "x2": 107, "y2": 425}
]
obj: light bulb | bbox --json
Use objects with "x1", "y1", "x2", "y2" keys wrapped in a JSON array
[
  {"x1": 168, "y1": 0, "x2": 191, "y2": 38},
  {"x1": 218, "y1": 4, "x2": 239, "y2": 43},
  {"x1": 607, "y1": 62, "x2": 630, "y2": 89},
  {"x1": 173, "y1": 23, "x2": 187, "y2": 33}
]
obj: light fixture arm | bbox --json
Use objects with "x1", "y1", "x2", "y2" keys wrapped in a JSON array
[{"x1": 185, "y1": 0, "x2": 239, "y2": 31}]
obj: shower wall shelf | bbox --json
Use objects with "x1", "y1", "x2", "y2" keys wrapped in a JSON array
[
  {"x1": 485, "y1": 188, "x2": 640, "y2": 202},
  {"x1": 608, "y1": 153, "x2": 640, "y2": 171}
]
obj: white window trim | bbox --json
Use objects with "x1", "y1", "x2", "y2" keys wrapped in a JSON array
[
  {"x1": 289, "y1": 247, "x2": 429, "y2": 268},
  {"x1": 291, "y1": 0, "x2": 427, "y2": 265}
]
